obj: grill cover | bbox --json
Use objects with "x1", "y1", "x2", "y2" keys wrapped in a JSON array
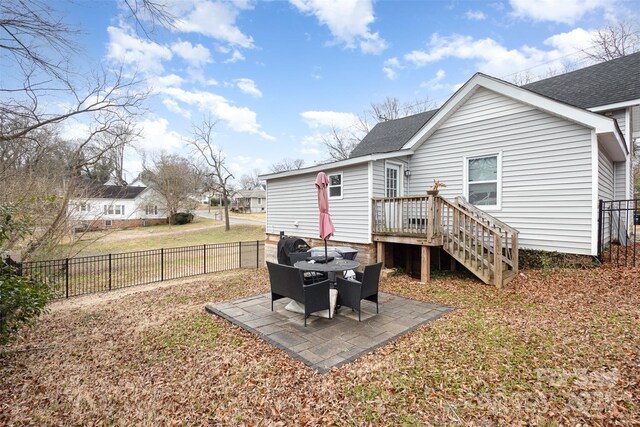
[{"x1": 277, "y1": 237, "x2": 311, "y2": 265}]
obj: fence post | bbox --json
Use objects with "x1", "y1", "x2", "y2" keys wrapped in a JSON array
[
  {"x1": 238, "y1": 241, "x2": 242, "y2": 269},
  {"x1": 203, "y1": 244, "x2": 207, "y2": 274},
  {"x1": 65, "y1": 258, "x2": 70, "y2": 298},
  {"x1": 256, "y1": 240, "x2": 259, "y2": 268},
  {"x1": 161, "y1": 248, "x2": 164, "y2": 281},
  {"x1": 108, "y1": 253, "x2": 112, "y2": 291}
]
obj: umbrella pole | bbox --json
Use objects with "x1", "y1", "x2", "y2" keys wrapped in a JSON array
[{"x1": 324, "y1": 239, "x2": 328, "y2": 262}]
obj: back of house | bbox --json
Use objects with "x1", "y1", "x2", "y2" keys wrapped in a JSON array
[{"x1": 262, "y1": 53, "x2": 639, "y2": 277}]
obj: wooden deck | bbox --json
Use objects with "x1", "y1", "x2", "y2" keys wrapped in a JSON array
[{"x1": 372, "y1": 195, "x2": 519, "y2": 287}]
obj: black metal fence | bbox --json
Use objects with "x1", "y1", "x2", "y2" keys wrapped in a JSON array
[
  {"x1": 598, "y1": 199, "x2": 638, "y2": 267},
  {"x1": 6, "y1": 240, "x2": 265, "y2": 299}
]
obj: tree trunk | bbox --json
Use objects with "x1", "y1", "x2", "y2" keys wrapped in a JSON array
[{"x1": 223, "y1": 191, "x2": 231, "y2": 231}]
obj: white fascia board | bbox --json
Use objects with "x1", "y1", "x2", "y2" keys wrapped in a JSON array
[
  {"x1": 402, "y1": 73, "x2": 623, "y2": 152},
  {"x1": 588, "y1": 99, "x2": 640, "y2": 112},
  {"x1": 260, "y1": 150, "x2": 414, "y2": 181}
]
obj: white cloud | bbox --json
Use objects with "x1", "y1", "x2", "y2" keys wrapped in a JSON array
[
  {"x1": 290, "y1": 0, "x2": 388, "y2": 54},
  {"x1": 382, "y1": 57, "x2": 401, "y2": 80},
  {"x1": 402, "y1": 30, "x2": 597, "y2": 80},
  {"x1": 509, "y1": 0, "x2": 608, "y2": 24},
  {"x1": 138, "y1": 118, "x2": 185, "y2": 153},
  {"x1": 160, "y1": 87, "x2": 274, "y2": 139},
  {"x1": 107, "y1": 25, "x2": 172, "y2": 74},
  {"x1": 153, "y1": 74, "x2": 185, "y2": 90},
  {"x1": 465, "y1": 10, "x2": 487, "y2": 20},
  {"x1": 224, "y1": 50, "x2": 246, "y2": 63},
  {"x1": 228, "y1": 155, "x2": 266, "y2": 175},
  {"x1": 173, "y1": 0, "x2": 254, "y2": 48},
  {"x1": 171, "y1": 40, "x2": 212, "y2": 68},
  {"x1": 235, "y1": 78, "x2": 262, "y2": 97},
  {"x1": 162, "y1": 98, "x2": 192, "y2": 119},
  {"x1": 420, "y1": 69, "x2": 446, "y2": 90},
  {"x1": 60, "y1": 121, "x2": 91, "y2": 141},
  {"x1": 300, "y1": 111, "x2": 359, "y2": 129}
]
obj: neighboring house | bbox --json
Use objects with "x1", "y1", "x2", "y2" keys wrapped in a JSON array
[
  {"x1": 232, "y1": 188, "x2": 266, "y2": 213},
  {"x1": 261, "y1": 53, "x2": 639, "y2": 286},
  {"x1": 70, "y1": 182, "x2": 168, "y2": 230}
]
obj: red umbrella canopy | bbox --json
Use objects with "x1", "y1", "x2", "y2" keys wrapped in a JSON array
[{"x1": 315, "y1": 172, "x2": 335, "y2": 240}]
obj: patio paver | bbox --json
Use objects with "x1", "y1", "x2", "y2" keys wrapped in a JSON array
[{"x1": 205, "y1": 291, "x2": 453, "y2": 373}]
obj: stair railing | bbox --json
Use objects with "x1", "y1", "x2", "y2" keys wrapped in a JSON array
[{"x1": 438, "y1": 197, "x2": 519, "y2": 287}]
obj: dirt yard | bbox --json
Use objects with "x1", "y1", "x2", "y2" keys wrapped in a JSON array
[{"x1": 1, "y1": 266, "x2": 638, "y2": 425}]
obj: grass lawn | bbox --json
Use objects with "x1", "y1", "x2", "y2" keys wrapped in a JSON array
[
  {"x1": 1, "y1": 266, "x2": 638, "y2": 425},
  {"x1": 53, "y1": 218, "x2": 265, "y2": 257}
]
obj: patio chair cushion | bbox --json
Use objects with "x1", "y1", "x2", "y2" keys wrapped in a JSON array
[{"x1": 285, "y1": 288, "x2": 337, "y2": 319}]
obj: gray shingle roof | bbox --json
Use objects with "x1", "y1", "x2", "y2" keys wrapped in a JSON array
[
  {"x1": 523, "y1": 51, "x2": 640, "y2": 109},
  {"x1": 349, "y1": 109, "x2": 439, "y2": 158},
  {"x1": 80, "y1": 179, "x2": 147, "y2": 199}
]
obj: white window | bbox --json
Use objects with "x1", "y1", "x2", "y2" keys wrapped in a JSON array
[
  {"x1": 114, "y1": 205, "x2": 122, "y2": 215},
  {"x1": 328, "y1": 172, "x2": 343, "y2": 199},
  {"x1": 78, "y1": 202, "x2": 90, "y2": 212},
  {"x1": 145, "y1": 205, "x2": 158, "y2": 215},
  {"x1": 105, "y1": 220, "x2": 112, "y2": 227},
  {"x1": 104, "y1": 205, "x2": 113, "y2": 215},
  {"x1": 385, "y1": 163, "x2": 401, "y2": 198},
  {"x1": 465, "y1": 153, "x2": 501, "y2": 209},
  {"x1": 257, "y1": 198, "x2": 262, "y2": 205}
]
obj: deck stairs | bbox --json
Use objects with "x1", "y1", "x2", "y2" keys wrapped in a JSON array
[{"x1": 439, "y1": 197, "x2": 519, "y2": 287}]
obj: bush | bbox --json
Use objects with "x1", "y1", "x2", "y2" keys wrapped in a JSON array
[
  {"x1": 0, "y1": 263, "x2": 51, "y2": 345},
  {"x1": 171, "y1": 212, "x2": 194, "y2": 225}
]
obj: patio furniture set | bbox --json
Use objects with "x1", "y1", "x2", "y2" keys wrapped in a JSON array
[{"x1": 268, "y1": 242, "x2": 382, "y2": 326}]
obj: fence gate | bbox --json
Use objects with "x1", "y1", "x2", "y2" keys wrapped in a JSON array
[{"x1": 598, "y1": 199, "x2": 639, "y2": 267}]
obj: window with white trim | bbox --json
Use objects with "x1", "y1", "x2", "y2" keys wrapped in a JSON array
[
  {"x1": 145, "y1": 205, "x2": 158, "y2": 215},
  {"x1": 385, "y1": 163, "x2": 401, "y2": 198},
  {"x1": 466, "y1": 154, "x2": 500, "y2": 208},
  {"x1": 328, "y1": 172, "x2": 342, "y2": 199}
]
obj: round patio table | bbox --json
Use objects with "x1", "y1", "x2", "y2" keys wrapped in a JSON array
[{"x1": 294, "y1": 258, "x2": 360, "y2": 274}]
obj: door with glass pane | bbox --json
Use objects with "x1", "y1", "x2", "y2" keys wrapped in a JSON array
[{"x1": 384, "y1": 164, "x2": 401, "y2": 230}]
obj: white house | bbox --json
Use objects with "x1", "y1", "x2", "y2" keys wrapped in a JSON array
[
  {"x1": 70, "y1": 181, "x2": 168, "y2": 230},
  {"x1": 232, "y1": 188, "x2": 266, "y2": 213},
  {"x1": 261, "y1": 53, "x2": 639, "y2": 286}
]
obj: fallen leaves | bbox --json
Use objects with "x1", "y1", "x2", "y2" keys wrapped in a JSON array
[{"x1": 0, "y1": 266, "x2": 638, "y2": 425}]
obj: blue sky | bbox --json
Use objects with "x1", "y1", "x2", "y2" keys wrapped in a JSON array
[{"x1": 52, "y1": 0, "x2": 640, "y2": 181}]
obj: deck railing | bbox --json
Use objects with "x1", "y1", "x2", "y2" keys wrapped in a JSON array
[
  {"x1": 372, "y1": 194, "x2": 519, "y2": 287},
  {"x1": 371, "y1": 195, "x2": 440, "y2": 241}
]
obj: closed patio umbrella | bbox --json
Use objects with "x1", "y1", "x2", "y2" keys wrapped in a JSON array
[{"x1": 315, "y1": 172, "x2": 335, "y2": 262}]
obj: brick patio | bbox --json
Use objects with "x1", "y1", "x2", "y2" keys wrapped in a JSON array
[{"x1": 205, "y1": 292, "x2": 453, "y2": 373}]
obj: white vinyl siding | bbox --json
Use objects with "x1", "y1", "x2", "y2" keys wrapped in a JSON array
[
  {"x1": 599, "y1": 147, "x2": 615, "y2": 246},
  {"x1": 266, "y1": 163, "x2": 371, "y2": 243},
  {"x1": 613, "y1": 162, "x2": 626, "y2": 200},
  {"x1": 408, "y1": 87, "x2": 594, "y2": 255}
]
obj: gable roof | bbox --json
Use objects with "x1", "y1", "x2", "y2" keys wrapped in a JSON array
[
  {"x1": 523, "y1": 51, "x2": 640, "y2": 110},
  {"x1": 349, "y1": 109, "x2": 439, "y2": 158},
  {"x1": 236, "y1": 188, "x2": 265, "y2": 198}
]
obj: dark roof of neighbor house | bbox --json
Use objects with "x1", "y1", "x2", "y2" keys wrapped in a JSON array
[
  {"x1": 349, "y1": 109, "x2": 440, "y2": 158},
  {"x1": 523, "y1": 51, "x2": 640, "y2": 109},
  {"x1": 79, "y1": 180, "x2": 147, "y2": 199}
]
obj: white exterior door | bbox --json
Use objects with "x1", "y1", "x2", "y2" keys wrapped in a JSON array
[{"x1": 384, "y1": 164, "x2": 402, "y2": 229}]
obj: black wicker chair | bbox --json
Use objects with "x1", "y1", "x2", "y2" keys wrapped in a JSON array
[
  {"x1": 336, "y1": 262, "x2": 383, "y2": 321},
  {"x1": 266, "y1": 261, "x2": 332, "y2": 326},
  {"x1": 288, "y1": 252, "x2": 329, "y2": 284}
]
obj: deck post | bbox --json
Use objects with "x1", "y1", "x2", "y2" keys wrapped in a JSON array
[
  {"x1": 427, "y1": 195, "x2": 434, "y2": 241},
  {"x1": 376, "y1": 241, "x2": 385, "y2": 266},
  {"x1": 421, "y1": 245, "x2": 430, "y2": 283},
  {"x1": 511, "y1": 232, "x2": 519, "y2": 273},
  {"x1": 493, "y1": 234, "x2": 503, "y2": 288}
]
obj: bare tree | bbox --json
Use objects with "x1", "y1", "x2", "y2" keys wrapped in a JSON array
[
  {"x1": 270, "y1": 158, "x2": 306, "y2": 173},
  {"x1": 142, "y1": 153, "x2": 199, "y2": 224},
  {"x1": 584, "y1": 20, "x2": 640, "y2": 62},
  {"x1": 239, "y1": 168, "x2": 263, "y2": 190},
  {"x1": 321, "y1": 96, "x2": 435, "y2": 160},
  {"x1": 187, "y1": 119, "x2": 235, "y2": 231}
]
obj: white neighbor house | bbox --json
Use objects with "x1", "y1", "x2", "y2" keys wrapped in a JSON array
[
  {"x1": 261, "y1": 53, "x2": 639, "y2": 286},
  {"x1": 232, "y1": 188, "x2": 266, "y2": 213},
  {"x1": 70, "y1": 181, "x2": 168, "y2": 230}
]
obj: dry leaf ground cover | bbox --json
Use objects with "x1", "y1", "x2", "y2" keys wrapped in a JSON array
[{"x1": 1, "y1": 265, "x2": 638, "y2": 425}]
